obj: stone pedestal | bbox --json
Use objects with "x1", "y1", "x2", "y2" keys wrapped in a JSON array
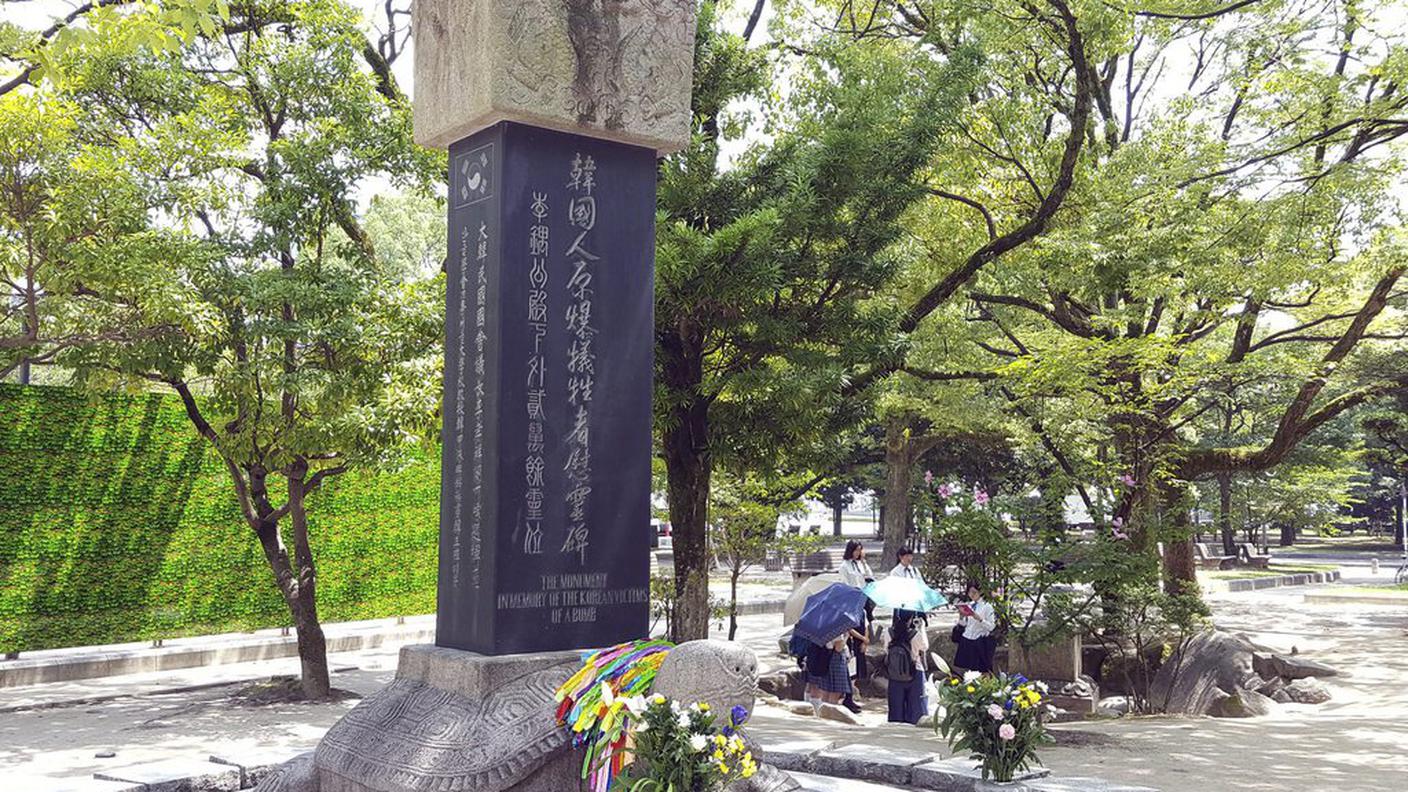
[
  {"x1": 1007, "y1": 632, "x2": 1082, "y2": 682},
  {"x1": 313, "y1": 645, "x2": 585, "y2": 792}
]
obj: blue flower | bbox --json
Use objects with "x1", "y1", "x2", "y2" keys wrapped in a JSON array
[
  {"x1": 731, "y1": 705, "x2": 750, "y2": 726},
  {"x1": 1004, "y1": 699, "x2": 1014, "y2": 710}
]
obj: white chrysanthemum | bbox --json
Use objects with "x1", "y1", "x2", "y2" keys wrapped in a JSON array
[
  {"x1": 963, "y1": 670, "x2": 982, "y2": 683},
  {"x1": 677, "y1": 712, "x2": 691, "y2": 729},
  {"x1": 689, "y1": 734, "x2": 709, "y2": 752},
  {"x1": 624, "y1": 695, "x2": 648, "y2": 716}
]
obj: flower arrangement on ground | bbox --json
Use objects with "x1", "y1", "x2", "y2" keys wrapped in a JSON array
[
  {"x1": 935, "y1": 671, "x2": 1053, "y2": 782},
  {"x1": 616, "y1": 696, "x2": 756, "y2": 792}
]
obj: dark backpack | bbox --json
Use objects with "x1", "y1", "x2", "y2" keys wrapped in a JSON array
[{"x1": 886, "y1": 640, "x2": 914, "y2": 683}]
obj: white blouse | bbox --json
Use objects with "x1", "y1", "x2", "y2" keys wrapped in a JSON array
[
  {"x1": 839, "y1": 558, "x2": 873, "y2": 589},
  {"x1": 889, "y1": 562, "x2": 925, "y2": 584},
  {"x1": 960, "y1": 599, "x2": 997, "y2": 640}
]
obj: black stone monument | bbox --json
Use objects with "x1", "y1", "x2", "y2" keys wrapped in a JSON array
[{"x1": 437, "y1": 121, "x2": 653, "y2": 655}]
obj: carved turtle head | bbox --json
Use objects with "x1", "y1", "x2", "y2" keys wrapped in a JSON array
[{"x1": 651, "y1": 640, "x2": 759, "y2": 723}]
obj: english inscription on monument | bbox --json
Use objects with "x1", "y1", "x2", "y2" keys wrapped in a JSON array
[{"x1": 438, "y1": 121, "x2": 654, "y2": 655}]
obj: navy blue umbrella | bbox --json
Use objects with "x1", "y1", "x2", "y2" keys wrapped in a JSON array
[{"x1": 792, "y1": 583, "x2": 868, "y2": 646}]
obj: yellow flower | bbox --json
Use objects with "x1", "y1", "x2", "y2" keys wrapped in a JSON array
[
  {"x1": 698, "y1": 702, "x2": 710, "y2": 712},
  {"x1": 713, "y1": 750, "x2": 724, "y2": 761},
  {"x1": 720, "y1": 763, "x2": 730, "y2": 774},
  {"x1": 950, "y1": 679, "x2": 959, "y2": 686},
  {"x1": 714, "y1": 735, "x2": 726, "y2": 746},
  {"x1": 967, "y1": 686, "x2": 975, "y2": 693}
]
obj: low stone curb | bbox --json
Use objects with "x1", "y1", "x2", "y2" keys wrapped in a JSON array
[
  {"x1": 0, "y1": 622, "x2": 434, "y2": 689},
  {"x1": 734, "y1": 598, "x2": 787, "y2": 616},
  {"x1": 1303, "y1": 588, "x2": 1408, "y2": 606},
  {"x1": 762, "y1": 742, "x2": 1157, "y2": 791},
  {"x1": 1223, "y1": 570, "x2": 1339, "y2": 592}
]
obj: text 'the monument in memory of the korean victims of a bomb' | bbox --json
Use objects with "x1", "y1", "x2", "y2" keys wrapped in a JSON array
[{"x1": 413, "y1": 0, "x2": 696, "y2": 655}]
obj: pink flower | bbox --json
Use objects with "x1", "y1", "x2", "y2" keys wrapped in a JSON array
[
  {"x1": 1112, "y1": 516, "x2": 1124, "y2": 529},
  {"x1": 1112, "y1": 529, "x2": 1129, "y2": 541},
  {"x1": 998, "y1": 723, "x2": 1016, "y2": 741},
  {"x1": 987, "y1": 704, "x2": 1005, "y2": 721},
  {"x1": 937, "y1": 483, "x2": 954, "y2": 499},
  {"x1": 974, "y1": 489, "x2": 990, "y2": 507},
  {"x1": 925, "y1": 470, "x2": 935, "y2": 485},
  {"x1": 1120, "y1": 474, "x2": 1137, "y2": 488}
]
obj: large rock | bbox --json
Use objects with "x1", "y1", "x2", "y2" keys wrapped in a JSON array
[
  {"x1": 1210, "y1": 688, "x2": 1277, "y2": 718},
  {"x1": 1284, "y1": 678, "x2": 1332, "y2": 704},
  {"x1": 758, "y1": 668, "x2": 805, "y2": 701},
  {"x1": 1150, "y1": 630, "x2": 1262, "y2": 716},
  {"x1": 816, "y1": 702, "x2": 863, "y2": 726},
  {"x1": 1252, "y1": 651, "x2": 1340, "y2": 681}
]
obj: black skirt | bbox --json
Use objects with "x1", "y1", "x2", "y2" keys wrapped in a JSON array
[{"x1": 954, "y1": 634, "x2": 995, "y2": 673}]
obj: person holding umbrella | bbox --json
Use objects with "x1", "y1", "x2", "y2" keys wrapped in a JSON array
[
  {"x1": 792, "y1": 583, "x2": 869, "y2": 707},
  {"x1": 839, "y1": 541, "x2": 875, "y2": 713}
]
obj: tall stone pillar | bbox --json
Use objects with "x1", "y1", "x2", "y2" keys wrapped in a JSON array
[
  {"x1": 271, "y1": 5, "x2": 698, "y2": 792},
  {"x1": 418, "y1": 1, "x2": 695, "y2": 655}
]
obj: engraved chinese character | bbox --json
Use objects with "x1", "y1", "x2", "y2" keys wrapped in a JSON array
[
  {"x1": 531, "y1": 192, "x2": 549, "y2": 221},
  {"x1": 524, "y1": 521, "x2": 543, "y2": 555},
  {"x1": 565, "y1": 232, "x2": 600, "y2": 262},
  {"x1": 530, "y1": 226, "x2": 549, "y2": 257},
  {"x1": 569, "y1": 197, "x2": 596, "y2": 230},
  {"x1": 568, "y1": 154, "x2": 597, "y2": 195},
  {"x1": 528, "y1": 289, "x2": 548, "y2": 322}
]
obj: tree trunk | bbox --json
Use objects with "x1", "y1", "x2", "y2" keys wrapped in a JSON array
[
  {"x1": 663, "y1": 396, "x2": 711, "y2": 642},
  {"x1": 286, "y1": 482, "x2": 330, "y2": 700},
  {"x1": 727, "y1": 567, "x2": 740, "y2": 641},
  {"x1": 1396, "y1": 480, "x2": 1406, "y2": 549},
  {"x1": 1159, "y1": 481, "x2": 1198, "y2": 596},
  {"x1": 881, "y1": 421, "x2": 911, "y2": 568},
  {"x1": 832, "y1": 503, "x2": 843, "y2": 537},
  {"x1": 1280, "y1": 524, "x2": 1296, "y2": 546},
  {"x1": 1218, "y1": 473, "x2": 1235, "y2": 556},
  {"x1": 291, "y1": 587, "x2": 331, "y2": 699}
]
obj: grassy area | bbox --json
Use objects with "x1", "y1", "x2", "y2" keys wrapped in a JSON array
[
  {"x1": 1348, "y1": 584, "x2": 1408, "y2": 595},
  {"x1": 1201, "y1": 563, "x2": 1339, "y2": 580}
]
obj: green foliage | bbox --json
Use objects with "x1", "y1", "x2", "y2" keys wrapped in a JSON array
[
  {"x1": 0, "y1": 384, "x2": 439, "y2": 652},
  {"x1": 935, "y1": 673, "x2": 1053, "y2": 783}
]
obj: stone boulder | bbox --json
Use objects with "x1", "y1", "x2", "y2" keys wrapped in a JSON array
[
  {"x1": 816, "y1": 702, "x2": 863, "y2": 726},
  {"x1": 757, "y1": 668, "x2": 805, "y2": 701},
  {"x1": 1284, "y1": 678, "x2": 1332, "y2": 704},
  {"x1": 1252, "y1": 651, "x2": 1340, "y2": 681},
  {"x1": 1095, "y1": 696, "x2": 1131, "y2": 717},
  {"x1": 1150, "y1": 630, "x2": 1262, "y2": 716},
  {"x1": 1210, "y1": 688, "x2": 1276, "y2": 718}
]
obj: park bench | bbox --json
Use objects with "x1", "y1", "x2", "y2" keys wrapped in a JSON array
[
  {"x1": 789, "y1": 548, "x2": 845, "y2": 586},
  {"x1": 1194, "y1": 542, "x2": 1237, "y2": 570},
  {"x1": 1238, "y1": 543, "x2": 1272, "y2": 569}
]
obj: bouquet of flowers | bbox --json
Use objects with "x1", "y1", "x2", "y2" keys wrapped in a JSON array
[
  {"x1": 935, "y1": 671, "x2": 1053, "y2": 782},
  {"x1": 617, "y1": 696, "x2": 756, "y2": 792}
]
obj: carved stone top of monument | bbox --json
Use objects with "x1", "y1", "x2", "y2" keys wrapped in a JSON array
[
  {"x1": 652, "y1": 639, "x2": 759, "y2": 720},
  {"x1": 413, "y1": 0, "x2": 697, "y2": 153}
]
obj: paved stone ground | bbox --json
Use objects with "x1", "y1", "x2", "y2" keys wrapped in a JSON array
[{"x1": 3, "y1": 559, "x2": 1406, "y2": 790}]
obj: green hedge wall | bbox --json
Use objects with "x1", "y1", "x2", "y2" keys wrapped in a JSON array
[{"x1": 0, "y1": 384, "x2": 440, "y2": 653}]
